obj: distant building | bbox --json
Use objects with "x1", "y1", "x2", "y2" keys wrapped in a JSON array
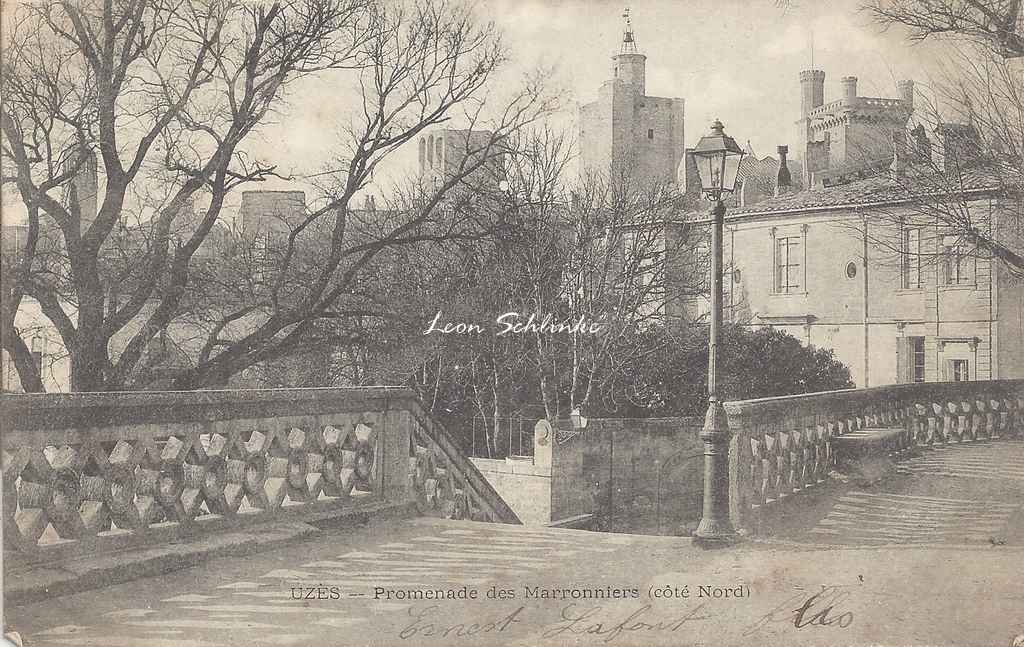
[
  {"x1": 64, "y1": 147, "x2": 99, "y2": 232},
  {"x1": 579, "y1": 11, "x2": 686, "y2": 188},
  {"x1": 0, "y1": 298, "x2": 70, "y2": 393},
  {"x1": 798, "y1": 70, "x2": 914, "y2": 187},
  {"x1": 240, "y1": 190, "x2": 307, "y2": 237},
  {"x1": 682, "y1": 142, "x2": 805, "y2": 208},
  {"x1": 417, "y1": 128, "x2": 504, "y2": 190}
]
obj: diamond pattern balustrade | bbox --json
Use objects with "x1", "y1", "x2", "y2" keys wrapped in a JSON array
[
  {"x1": 724, "y1": 380, "x2": 1024, "y2": 534},
  {"x1": 1, "y1": 388, "x2": 519, "y2": 562}
]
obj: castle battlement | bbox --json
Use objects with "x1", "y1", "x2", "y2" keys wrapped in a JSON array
[{"x1": 798, "y1": 70, "x2": 915, "y2": 187}]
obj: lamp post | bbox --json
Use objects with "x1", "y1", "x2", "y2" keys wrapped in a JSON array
[{"x1": 690, "y1": 119, "x2": 745, "y2": 547}]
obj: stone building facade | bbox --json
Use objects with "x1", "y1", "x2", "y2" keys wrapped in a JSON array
[
  {"x1": 714, "y1": 170, "x2": 1024, "y2": 387},
  {"x1": 239, "y1": 190, "x2": 307, "y2": 236}
]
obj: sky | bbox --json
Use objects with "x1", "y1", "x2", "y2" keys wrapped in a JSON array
[{"x1": 2, "y1": 0, "x2": 952, "y2": 222}]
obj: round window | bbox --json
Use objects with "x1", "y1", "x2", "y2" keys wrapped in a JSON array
[{"x1": 845, "y1": 261, "x2": 858, "y2": 279}]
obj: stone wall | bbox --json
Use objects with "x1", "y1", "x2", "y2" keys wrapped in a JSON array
[
  {"x1": 549, "y1": 417, "x2": 704, "y2": 531},
  {"x1": 467, "y1": 417, "x2": 705, "y2": 531},
  {"x1": 468, "y1": 457, "x2": 551, "y2": 525}
]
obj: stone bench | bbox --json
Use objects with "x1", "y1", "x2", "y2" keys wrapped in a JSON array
[{"x1": 833, "y1": 427, "x2": 908, "y2": 485}]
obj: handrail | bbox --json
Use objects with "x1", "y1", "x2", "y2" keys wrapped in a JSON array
[{"x1": 405, "y1": 400, "x2": 521, "y2": 524}]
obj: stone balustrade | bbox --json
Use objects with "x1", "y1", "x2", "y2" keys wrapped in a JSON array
[
  {"x1": 724, "y1": 379, "x2": 1024, "y2": 533},
  {"x1": 1, "y1": 388, "x2": 519, "y2": 563}
]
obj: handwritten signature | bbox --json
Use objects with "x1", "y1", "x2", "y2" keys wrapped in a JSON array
[
  {"x1": 543, "y1": 603, "x2": 712, "y2": 643},
  {"x1": 743, "y1": 585, "x2": 855, "y2": 636},
  {"x1": 398, "y1": 604, "x2": 525, "y2": 640}
]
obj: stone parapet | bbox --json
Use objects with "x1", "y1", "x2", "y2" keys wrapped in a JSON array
[
  {"x1": 1, "y1": 387, "x2": 519, "y2": 565},
  {"x1": 723, "y1": 380, "x2": 1024, "y2": 534}
]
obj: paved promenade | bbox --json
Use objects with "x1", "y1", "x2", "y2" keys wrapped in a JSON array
[{"x1": 6, "y1": 441, "x2": 1024, "y2": 647}]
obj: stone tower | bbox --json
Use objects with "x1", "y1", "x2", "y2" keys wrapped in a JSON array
[
  {"x1": 579, "y1": 10, "x2": 686, "y2": 188},
  {"x1": 796, "y1": 69, "x2": 914, "y2": 186},
  {"x1": 417, "y1": 129, "x2": 503, "y2": 190}
]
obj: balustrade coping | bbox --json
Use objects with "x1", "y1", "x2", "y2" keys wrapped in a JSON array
[
  {"x1": 0, "y1": 386, "x2": 421, "y2": 431},
  {"x1": 724, "y1": 379, "x2": 1022, "y2": 411}
]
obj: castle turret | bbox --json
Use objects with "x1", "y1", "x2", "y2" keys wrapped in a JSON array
[
  {"x1": 800, "y1": 69, "x2": 826, "y2": 118},
  {"x1": 612, "y1": 8, "x2": 646, "y2": 95},
  {"x1": 841, "y1": 76, "x2": 858, "y2": 106}
]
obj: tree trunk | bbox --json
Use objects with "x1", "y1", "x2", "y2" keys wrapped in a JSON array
[
  {"x1": 1, "y1": 332, "x2": 44, "y2": 392},
  {"x1": 69, "y1": 336, "x2": 112, "y2": 392}
]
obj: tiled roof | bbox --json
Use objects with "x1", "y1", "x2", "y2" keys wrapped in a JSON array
[
  {"x1": 736, "y1": 154, "x2": 778, "y2": 184},
  {"x1": 713, "y1": 165, "x2": 1002, "y2": 219}
]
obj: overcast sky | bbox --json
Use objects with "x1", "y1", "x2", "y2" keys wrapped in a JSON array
[{"x1": 2, "y1": 0, "x2": 951, "y2": 221}]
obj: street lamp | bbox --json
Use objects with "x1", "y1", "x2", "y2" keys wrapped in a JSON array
[{"x1": 690, "y1": 119, "x2": 744, "y2": 547}]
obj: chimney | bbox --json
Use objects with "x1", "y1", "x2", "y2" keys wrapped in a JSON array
[
  {"x1": 799, "y1": 70, "x2": 826, "y2": 119},
  {"x1": 683, "y1": 149, "x2": 702, "y2": 196},
  {"x1": 775, "y1": 145, "x2": 793, "y2": 196},
  {"x1": 841, "y1": 76, "x2": 858, "y2": 105},
  {"x1": 889, "y1": 130, "x2": 907, "y2": 181},
  {"x1": 897, "y1": 79, "x2": 915, "y2": 110}
]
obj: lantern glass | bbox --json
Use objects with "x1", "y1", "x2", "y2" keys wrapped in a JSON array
[
  {"x1": 694, "y1": 152, "x2": 723, "y2": 192},
  {"x1": 722, "y1": 152, "x2": 742, "y2": 192}
]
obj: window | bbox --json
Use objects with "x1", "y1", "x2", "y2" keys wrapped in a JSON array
[
  {"x1": 775, "y1": 236, "x2": 802, "y2": 293},
  {"x1": 901, "y1": 227, "x2": 921, "y2": 289},
  {"x1": 647, "y1": 128, "x2": 654, "y2": 140},
  {"x1": 29, "y1": 336, "x2": 44, "y2": 378},
  {"x1": 845, "y1": 261, "x2": 857, "y2": 279},
  {"x1": 943, "y1": 244, "x2": 973, "y2": 285},
  {"x1": 910, "y1": 336, "x2": 925, "y2": 383},
  {"x1": 950, "y1": 359, "x2": 969, "y2": 382}
]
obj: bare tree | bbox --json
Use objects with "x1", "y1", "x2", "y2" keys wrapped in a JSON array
[
  {"x1": 865, "y1": 0, "x2": 1024, "y2": 58},
  {"x1": 1, "y1": 0, "x2": 556, "y2": 392},
  {"x1": 442, "y1": 128, "x2": 701, "y2": 424},
  {"x1": 832, "y1": 46, "x2": 1024, "y2": 280}
]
